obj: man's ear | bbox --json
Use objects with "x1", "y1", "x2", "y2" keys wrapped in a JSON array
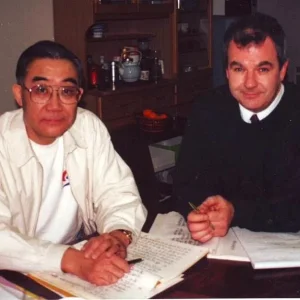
[
  {"x1": 225, "y1": 68, "x2": 229, "y2": 80},
  {"x1": 280, "y1": 60, "x2": 289, "y2": 81},
  {"x1": 78, "y1": 87, "x2": 84, "y2": 103},
  {"x1": 12, "y1": 84, "x2": 23, "y2": 107}
]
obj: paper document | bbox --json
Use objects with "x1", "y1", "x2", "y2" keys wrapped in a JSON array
[
  {"x1": 233, "y1": 227, "x2": 300, "y2": 269},
  {"x1": 149, "y1": 211, "x2": 249, "y2": 262},
  {"x1": 0, "y1": 276, "x2": 42, "y2": 300},
  {"x1": 30, "y1": 232, "x2": 208, "y2": 299}
]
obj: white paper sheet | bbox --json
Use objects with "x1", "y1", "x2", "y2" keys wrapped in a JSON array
[
  {"x1": 149, "y1": 211, "x2": 249, "y2": 262},
  {"x1": 233, "y1": 227, "x2": 300, "y2": 269},
  {"x1": 31, "y1": 232, "x2": 208, "y2": 299},
  {"x1": 0, "y1": 284, "x2": 23, "y2": 300}
]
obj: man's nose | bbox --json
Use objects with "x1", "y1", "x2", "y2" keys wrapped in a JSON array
[
  {"x1": 244, "y1": 71, "x2": 258, "y2": 89},
  {"x1": 46, "y1": 89, "x2": 63, "y2": 109}
]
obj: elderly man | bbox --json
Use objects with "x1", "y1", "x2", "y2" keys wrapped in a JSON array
[{"x1": 0, "y1": 40, "x2": 147, "y2": 286}]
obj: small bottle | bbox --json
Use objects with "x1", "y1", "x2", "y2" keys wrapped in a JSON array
[
  {"x1": 98, "y1": 56, "x2": 111, "y2": 91},
  {"x1": 111, "y1": 61, "x2": 116, "y2": 91},
  {"x1": 87, "y1": 55, "x2": 99, "y2": 89},
  {"x1": 100, "y1": 55, "x2": 105, "y2": 65},
  {"x1": 151, "y1": 50, "x2": 162, "y2": 83},
  {"x1": 140, "y1": 56, "x2": 150, "y2": 82},
  {"x1": 102, "y1": 60, "x2": 111, "y2": 90},
  {"x1": 113, "y1": 56, "x2": 121, "y2": 83},
  {"x1": 97, "y1": 56, "x2": 105, "y2": 91}
]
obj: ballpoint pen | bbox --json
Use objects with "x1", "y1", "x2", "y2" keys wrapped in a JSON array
[
  {"x1": 188, "y1": 202, "x2": 215, "y2": 230},
  {"x1": 127, "y1": 258, "x2": 143, "y2": 265}
]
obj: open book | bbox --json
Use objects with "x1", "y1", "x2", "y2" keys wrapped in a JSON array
[
  {"x1": 149, "y1": 211, "x2": 249, "y2": 262},
  {"x1": 28, "y1": 232, "x2": 208, "y2": 299}
]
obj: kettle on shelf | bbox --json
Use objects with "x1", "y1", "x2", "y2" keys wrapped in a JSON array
[{"x1": 118, "y1": 50, "x2": 142, "y2": 83}]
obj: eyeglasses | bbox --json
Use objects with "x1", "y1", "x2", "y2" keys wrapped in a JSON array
[{"x1": 22, "y1": 84, "x2": 81, "y2": 104}]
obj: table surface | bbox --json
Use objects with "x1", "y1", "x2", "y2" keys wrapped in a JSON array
[
  {"x1": 155, "y1": 258, "x2": 300, "y2": 299},
  {"x1": 2, "y1": 257, "x2": 300, "y2": 299}
]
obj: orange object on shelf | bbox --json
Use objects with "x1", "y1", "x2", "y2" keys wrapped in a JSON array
[
  {"x1": 142, "y1": 109, "x2": 168, "y2": 120},
  {"x1": 143, "y1": 109, "x2": 153, "y2": 118},
  {"x1": 136, "y1": 110, "x2": 171, "y2": 133},
  {"x1": 148, "y1": 112, "x2": 158, "y2": 119}
]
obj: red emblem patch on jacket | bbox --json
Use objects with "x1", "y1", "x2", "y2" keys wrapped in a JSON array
[{"x1": 62, "y1": 170, "x2": 70, "y2": 187}]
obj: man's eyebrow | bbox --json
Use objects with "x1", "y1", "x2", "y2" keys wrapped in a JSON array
[
  {"x1": 229, "y1": 61, "x2": 243, "y2": 68},
  {"x1": 62, "y1": 78, "x2": 78, "y2": 85},
  {"x1": 228, "y1": 61, "x2": 274, "y2": 68},
  {"x1": 31, "y1": 76, "x2": 78, "y2": 85},
  {"x1": 32, "y1": 76, "x2": 47, "y2": 82},
  {"x1": 257, "y1": 61, "x2": 273, "y2": 67}
]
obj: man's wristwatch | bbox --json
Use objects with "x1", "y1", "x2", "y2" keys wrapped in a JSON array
[{"x1": 116, "y1": 229, "x2": 133, "y2": 244}]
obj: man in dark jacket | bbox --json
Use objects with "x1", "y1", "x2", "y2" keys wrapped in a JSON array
[{"x1": 173, "y1": 13, "x2": 300, "y2": 243}]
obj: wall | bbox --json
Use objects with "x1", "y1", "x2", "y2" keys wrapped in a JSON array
[
  {"x1": 0, "y1": 0, "x2": 54, "y2": 114},
  {"x1": 257, "y1": 0, "x2": 300, "y2": 83}
]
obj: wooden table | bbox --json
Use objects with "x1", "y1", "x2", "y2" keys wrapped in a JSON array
[
  {"x1": 157, "y1": 259, "x2": 300, "y2": 299},
  {"x1": 2, "y1": 258, "x2": 300, "y2": 298},
  {"x1": 155, "y1": 258, "x2": 300, "y2": 298}
]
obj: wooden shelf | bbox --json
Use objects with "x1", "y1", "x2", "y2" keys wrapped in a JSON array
[
  {"x1": 93, "y1": 3, "x2": 173, "y2": 20},
  {"x1": 138, "y1": 3, "x2": 174, "y2": 14},
  {"x1": 178, "y1": 9, "x2": 208, "y2": 16},
  {"x1": 53, "y1": 0, "x2": 212, "y2": 129},
  {"x1": 86, "y1": 33, "x2": 155, "y2": 42},
  {"x1": 177, "y1": 67, "x2": 212, "y2": 80},
  {"x1": 94, "y1": 4, "x2": 137, "y2": 15},
  {"x1": 86, "y1": 78, "x2": 176, "y2": 97},
  {"x1": 178, "y1": 32, "x2": 204, "y2": 38},
  {"x1": 178, "y1": 48, "x2": 207, "y2": 55}
]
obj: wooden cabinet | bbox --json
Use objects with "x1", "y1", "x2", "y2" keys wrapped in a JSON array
[
  {"x1": 177, "y1": 0, "x2": 212, "y2": 71},
  {"x1": 177, "y1": 68, "x2": 212, "y2": 101},
  {"x1": 53, "y1": 0, "x2": 175, "y2": 79},
  {"x1": 175, "y1": 0, "x2": 213, "y2": 116},
  {"x1": 84, "y1": 80, "x2": 175, "y2": 130},
  {"x1": 93, "y1": 2, "x2": 174, "y2": 16},
  {"x1": 52, "y1": 0, "x2": 212, "y2": 129}
]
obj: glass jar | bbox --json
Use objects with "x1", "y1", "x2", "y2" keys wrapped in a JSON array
[{"x1": 137, "y1": 38, "x2": 150, "y2": 52}]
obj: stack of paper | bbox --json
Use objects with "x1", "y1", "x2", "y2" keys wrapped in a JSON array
[
  {"x1": 149, "y1": 211, "x2": 300, "y2": 270},
  {"x1": 29, "y1": 232, "x2": 208, "y2": 299},
  {"x1": 149, "y1": 211, "x2": 249, "y2": 262},
  {"x1": 27, "y1": 212, "x2": 300, "y2": 299},
  {"x1": 233, "y1": 227, "x2": 300, "y2": 269}
]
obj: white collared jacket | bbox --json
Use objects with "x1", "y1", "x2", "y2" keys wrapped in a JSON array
[{"x1": 0, "y1": 108, "x2": 147, "y2": 273}]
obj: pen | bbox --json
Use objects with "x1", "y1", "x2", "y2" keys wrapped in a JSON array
[
  {"x1": 188, "y1": 201, "x2": 215, "y2": 230},
  {"x1": 127, "y1": 258, "x2": 143, "y2": 265},
  {"x1": 188, "y1": 201, "x2": 199, "y2": 212}
]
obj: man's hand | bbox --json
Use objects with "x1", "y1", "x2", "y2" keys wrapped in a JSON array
[
  {"x1": 187, "y1": 195, "x2": 234, "y2": 243},
  {"x1": 81, "y1": 231, "x2": 129, "y2": 260},
  {"x1": 61, "y1": 247, "x2": 130, "y2": 286}
]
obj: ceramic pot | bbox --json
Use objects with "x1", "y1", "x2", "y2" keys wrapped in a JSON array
[{"x1": 119, "y1": 61, "x2": 141, "y2": 82}]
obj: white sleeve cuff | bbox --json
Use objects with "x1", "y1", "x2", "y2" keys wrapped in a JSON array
[{"x1": 44, "y1": 243, "x2": 70, "y2": 274}]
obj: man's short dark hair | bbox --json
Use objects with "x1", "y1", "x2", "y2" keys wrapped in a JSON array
[
  {"x1": 15, "y1": 40, "x2": 84, "y2": 87},
  {"x1": 223, "y1": 13, "x2": 287, "y2": 69}
]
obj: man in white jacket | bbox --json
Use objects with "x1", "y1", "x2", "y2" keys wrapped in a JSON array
[{"x1": 0, "y1": 40, "x2": 147, "y2": 286}]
